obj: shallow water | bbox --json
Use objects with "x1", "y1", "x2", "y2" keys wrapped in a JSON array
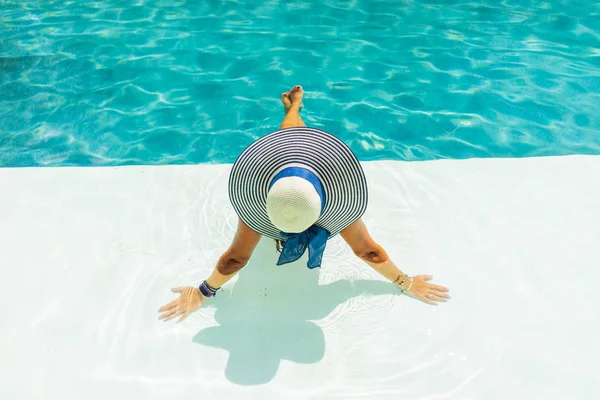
[
  {"x1": 1, "y1": 157, "x2": 598, "y2": 397},
  {"x1": 1, "y1": 0, "x2": 599, "y2": 167}
]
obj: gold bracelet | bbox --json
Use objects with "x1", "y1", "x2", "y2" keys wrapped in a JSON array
[
  {"x1": 404, "y1": 277, "x2": 413, "y2": 292},
  {"x1": 399, "y1": 274, "x2": 408, "y2": 286},
  {"x1": 393, "y1": 273, "x2": 408, "y2": 286},
  {"x1": 400, "y1": 276, "x2": 412, "y2": 292}
]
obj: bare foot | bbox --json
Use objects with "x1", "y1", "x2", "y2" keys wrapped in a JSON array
[
  {"x1": 279, "y1": 85, "x2": 306, "y2": 129},
  {"x1": 289, "y1": 85, "x2": 304, "y2": 108},
  {"x1": 281, "y1": 92, "x2": 292, "y2": 113}
]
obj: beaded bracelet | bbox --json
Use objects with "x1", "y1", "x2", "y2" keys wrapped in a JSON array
[
  {"x1": 394, "y1": 273, "x2": 409, "y2": 286},
  {"x1": 199, "y1": 280, "x2": 219, "y2": 297},
  {"x1": 400, "y1": 276, "x2": 413, "y2": 293},
  {"x1": 399, "y1": 274, "x2": 408, "y2": 287}
]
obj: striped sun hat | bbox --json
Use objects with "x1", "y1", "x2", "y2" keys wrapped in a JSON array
[{"x1": 228, "y1": 127, "x2": 369, "y2": 243}]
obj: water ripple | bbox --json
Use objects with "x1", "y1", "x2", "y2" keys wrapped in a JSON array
[{"x1": 1, "y1": 0, "x2": 599, "y2": 167}]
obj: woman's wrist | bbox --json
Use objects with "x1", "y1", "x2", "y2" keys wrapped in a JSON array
[
  {"x1": 199, "y1": 280, "x2": 220, "y2": 297},
  {"x1": 362, "y1": 258, "x2": 412, "y2": 292},
  {"x1": 393, "y1": 273, "x2": 412, "y2": 292},
  {"x1": 393, "y1": 272, "x2": 408, "y2": 285},
  {"x1": 399, "y1": 276, "x2": 413, "y2": 293}
]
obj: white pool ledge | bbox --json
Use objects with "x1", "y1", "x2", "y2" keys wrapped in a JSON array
[{"x1": 0, "y1": 156, "x2": 598, "y2": 399}]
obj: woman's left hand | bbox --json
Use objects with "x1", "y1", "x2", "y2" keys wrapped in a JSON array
[{"x1": 404, "y1": 275, "x2": 450, "y2": 305}]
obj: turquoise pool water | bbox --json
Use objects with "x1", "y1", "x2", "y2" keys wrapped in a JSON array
[{"x1": 1, "y1": 0, "x2": 599, "y2": 167}]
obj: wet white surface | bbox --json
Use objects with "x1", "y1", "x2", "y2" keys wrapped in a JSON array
[{"x1": 0, "y1": 156, "x2": 598, "y2": 399}]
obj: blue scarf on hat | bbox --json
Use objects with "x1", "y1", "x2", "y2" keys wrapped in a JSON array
[
  {"x1": 277, "y1": 226, "x2": 330, "y2": 269},
  {"x1": 269, "y1": 166, "x2": 329, "y2": 269}
]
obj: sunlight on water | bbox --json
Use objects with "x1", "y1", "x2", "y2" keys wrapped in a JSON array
[{"x1": 0, "y1": 0, "x2": 599, "y2": 166}]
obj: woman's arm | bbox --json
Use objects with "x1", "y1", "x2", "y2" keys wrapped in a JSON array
[
  {"x1": 158, "y1": 219, "x2": 261, "y2": 322},
  {"x1": 340, "y1": 219, "x2": 407, "y2": 283},
  {"x1": 205, "y1": 218, "x2": 262, "y2": 288},
  {"x1": 340, "y1": 219, "x2": 449, "y2": 305}
]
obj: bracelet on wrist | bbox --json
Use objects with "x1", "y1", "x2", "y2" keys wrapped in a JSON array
[
  {"x1": 199, "y1": 280, "x2": 220, "y2": 297},
  {"x1": 399, "y1": 274, "x2": 408, "y2": 287},
  {"x1": 403, "y1": 277, "x2": 413, "y2": 293},
  {"x1": 394, "y1": 273, "x2": 409, "y2": 287},
  {"x1": 400, "y1": 276, "x2": 413, "y2": 293}
]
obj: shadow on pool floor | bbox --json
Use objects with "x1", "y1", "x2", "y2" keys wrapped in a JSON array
[{"x1": 192, "y1": 239, "x2": 401, "y2": 385}]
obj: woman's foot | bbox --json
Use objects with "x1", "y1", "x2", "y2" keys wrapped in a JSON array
[
  {"x1": 279, "y1": 85, "x2": 306, "y2": 129},
  {"x1": 280, "y1": 85, "x2": 304, "y2": 114},
  {"x1": 289, "y1": 85, "x2": 303, "y2": 110},
  {"x1": 281, "y1": 92, "x2": 292, "y2": 113}
]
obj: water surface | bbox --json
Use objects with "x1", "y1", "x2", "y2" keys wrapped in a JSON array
[{"x1": 1, "y1": 0, "x2": 599, "y2": 166}]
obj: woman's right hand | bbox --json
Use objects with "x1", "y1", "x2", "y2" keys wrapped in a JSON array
[{"x1": 158, "y1": 286, "x2": 207, "y2": 323}]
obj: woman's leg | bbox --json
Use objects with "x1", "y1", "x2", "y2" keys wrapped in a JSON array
[{"x1": 280, "y1": 85, "x2": 305, "y2": 129}]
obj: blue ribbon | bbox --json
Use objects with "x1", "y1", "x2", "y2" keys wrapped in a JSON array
[
  {"x1": 277, "y1": 226, "x2": 330, "y2": 269},
  {"x1": 270, "y1": 166, "x2": 329, "y2": 268},
  {"x1": 268, "y1": 166, "x2": 326, "y2": 213}
]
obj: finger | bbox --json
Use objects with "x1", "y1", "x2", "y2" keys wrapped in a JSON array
[
  {"x1": 428, "y1": 293, "x2": 448, "y2": 302},
  {"x1": 176, "y1": 311, "x2": 191, "y2": 324},
  {"x1": 171, "y1": 287, "x2": 185, "y2": 293},
  {"x1": 405, "y1": 290, "x2": 436, "y2": 306},
  {"x1": 430, "y1": 290, "x2": 451, "y2": 299},
  {"x1": 158, "y1": 299, "x2": 178, "y2": 313},
  {"x1": 415, "y1": 293, "x2": 437, "y2": 305},
  {"x1": 158, "y1": 309, "x2": 175, "y2": 321},
  {"x1": 159, "y1": 306, "x2": 180, "y2": 320},
  {"x1": 421, "y1": 297, "x2": 438, "y2": 306},
  {"x1": 162, "y1": 308, "x2": 184, "y2": 322},
  {"x1": 429, "y1": 284, "x2": 449, "y2": 292}
]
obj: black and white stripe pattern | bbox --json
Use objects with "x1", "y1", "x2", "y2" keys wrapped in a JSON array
[{"x1": 229, "y1": 127, "x2": 369, "y2": 241}]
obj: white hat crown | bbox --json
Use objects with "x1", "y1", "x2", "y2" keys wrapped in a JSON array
[{"x1": 266, "y1": 166, "x2": 324, "y2": 233}]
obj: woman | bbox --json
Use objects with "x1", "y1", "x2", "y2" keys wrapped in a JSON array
[{"x1": 159, "y1": 85, "x2": 450, "y2": 323}]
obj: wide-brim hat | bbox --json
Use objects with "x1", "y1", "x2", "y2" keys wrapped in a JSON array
[{"x1": 228, "y1": 127, "x2": 369, "y2": 240}]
